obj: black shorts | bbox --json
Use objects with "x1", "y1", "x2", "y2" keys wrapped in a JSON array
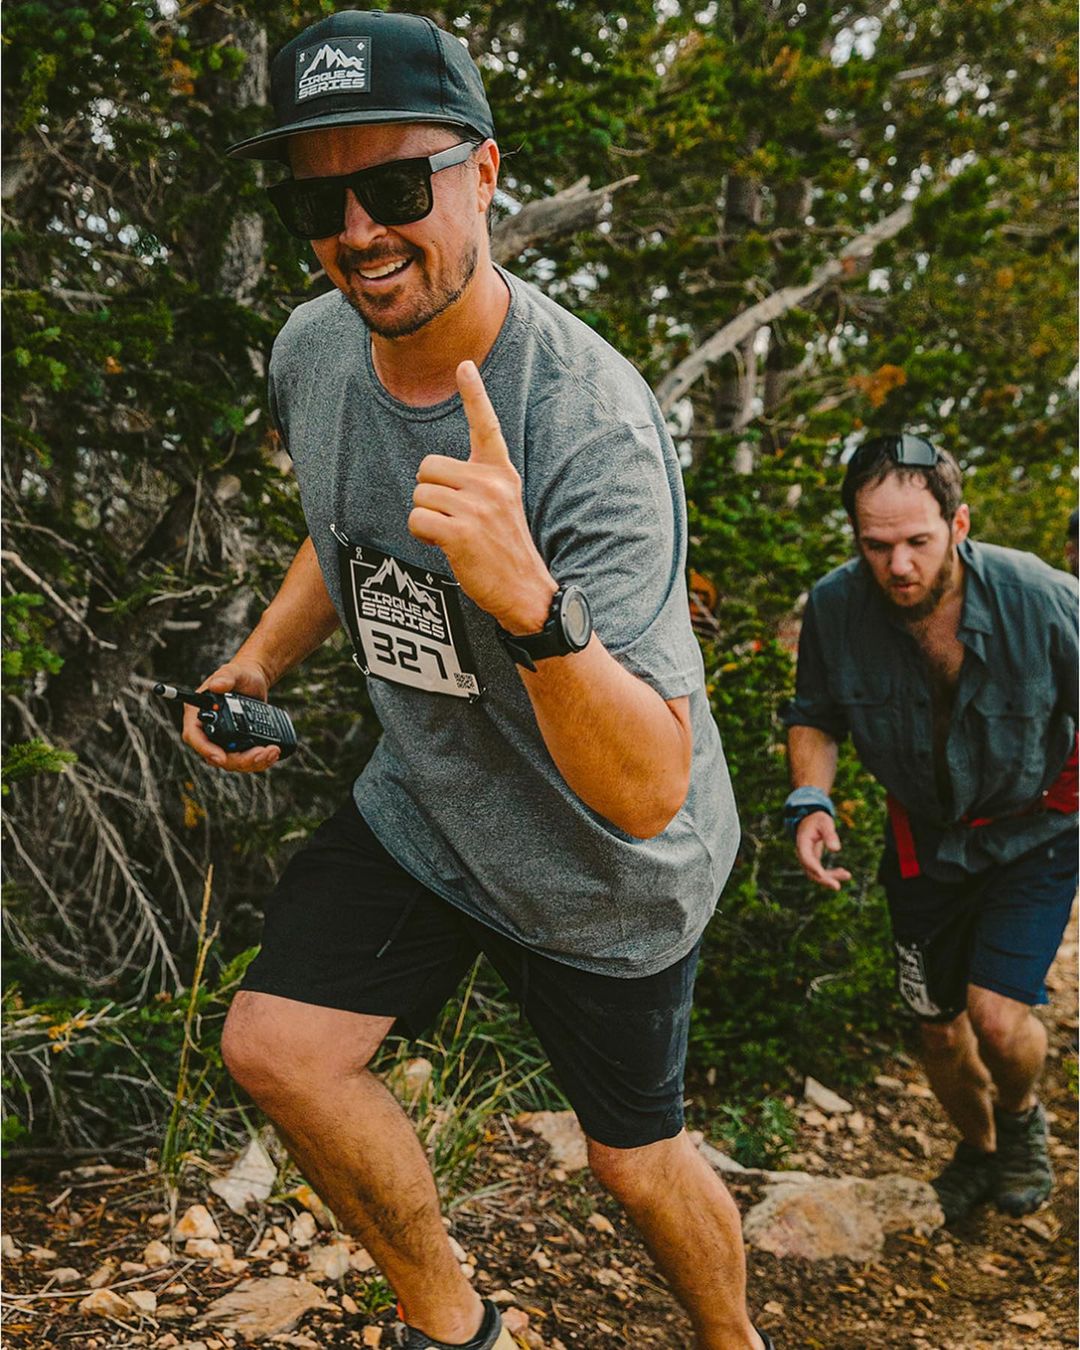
[
  {"x1": 879, "y1": 831, "x2": 1077, "y2": 1023},
  {"x1": 241, "y1": 798, "x2": 700, "y2": 1149}
]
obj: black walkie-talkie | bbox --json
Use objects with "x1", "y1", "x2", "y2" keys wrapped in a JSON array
[{"x1": 153, "y1": 683, "x2": 299, "y2": 759}]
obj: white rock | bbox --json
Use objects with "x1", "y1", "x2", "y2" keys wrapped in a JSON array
[
  {"x1": 87, "y1": 1259, "x2": 118, "y2": 1288},
  {"x1": 1, "y1": 1234, "x2": 20, "y2": 1261},
  {"x1": 305, "y1": 1241, "x2": 350, "y2": 1281},
  {"x1": 208, "y1": 1137, "x2": 277, "y2": 1216},
  {"x1": 80, "y1": 1287, "x2": 134, "y2": 1318},
  {"x1": 587, "y1": 1213, "x2": 616, "y2": 1235},
  {"x1": 348, "y1": 1247, "x2": 377, "y2": 1273},
  {"x1": 195, "y1": 1276, "x2": 327, "y2": 1339},
  {"x1": 185, "y1": 1238, "x2": 223, "y2": 1260},
  {"x1": 27, "y1": 1246, "x2": 58, "y2": 1264},
  {"x1": 447, "y1": 1236, "x2": 469, "y2": 1263},
  {"x1": 143, "y1": 1240, "x2": 173, "y2": 1269},
  {"x1": 803, "y1": 1076, "x2": 853, "y2": 1115},
  {"x1": 52, "y1": 1267, "x2": 82, "y2": 1286},
  {"x1": 174, "y1": 1204, "x2": 219, "y2": 1241},
  {"x1": 289, "y1": 1211, "x2": 317, "y2": 1248},
  {"x1": 128, "y1": 1289, "x2": 158, "y2": 1314},
  {"x1": 270, "y1": 1260, "x2": 289, "y2": 1276}
]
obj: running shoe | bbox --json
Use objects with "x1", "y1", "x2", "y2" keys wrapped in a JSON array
[
  {"x1": 994, "y1": 1101, "x2": 1053, "y2": 1217},
  {"x1": 931, "y1": 1139, "x2": 996, "y2": 1223}
]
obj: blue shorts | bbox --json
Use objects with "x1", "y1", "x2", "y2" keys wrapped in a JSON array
[
  {"x1": 878, "y1": 831, "x2": 1077, "y2": 1022},
  {"x1": 241, "y1": 798, "x2": 699, "y2": 1149}
]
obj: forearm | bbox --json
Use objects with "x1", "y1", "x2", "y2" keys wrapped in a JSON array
[
  {"x1": 519, "y1": 638, "x2": 692, "y2": 839},
  {"x1": 233, "y1": 537, "x2": 340, "y2": 685},
  {"x1": 787, "y1": 724, "x2": 840, "y2": 793}
]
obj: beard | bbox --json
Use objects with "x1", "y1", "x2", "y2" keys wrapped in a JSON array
[
  {"x1": 337, "y1": 240, "x2": 480, "y2": 340},
  {"x1": 871, "y1": 542, "x2": 957, "y2": 623}
]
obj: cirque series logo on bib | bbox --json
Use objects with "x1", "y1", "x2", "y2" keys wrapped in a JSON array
[
  {"x1": 295, "y1": 39, "x2": 370, "y2": 103},
  {"x1": 334, "y1": 531, "x2": 483, "y2": 702}
]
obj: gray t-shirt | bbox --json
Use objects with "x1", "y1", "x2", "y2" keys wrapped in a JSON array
[{"x1": 268, "y1": 267, "x2": 739, "y2": 976}]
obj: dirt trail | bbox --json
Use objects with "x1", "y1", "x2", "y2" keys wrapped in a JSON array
[{"x1": 2, "y1": 907, "x2": 1076, "y2": 1349}]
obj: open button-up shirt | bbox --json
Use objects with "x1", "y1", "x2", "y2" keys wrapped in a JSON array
[{"x1": 784, "y1": 539, "x2": 1078, "y2": 879}]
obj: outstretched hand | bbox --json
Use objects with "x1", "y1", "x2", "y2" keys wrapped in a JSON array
[
  {"x1": 794, "y1": 811, "x2": 852, "y2": 890},
  {"x1": 408, "y1": 361, "x2": 555, "y2": 632}
]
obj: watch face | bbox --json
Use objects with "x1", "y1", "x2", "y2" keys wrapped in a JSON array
[{"x1": 560, "y1": 586, "x2": 592, "y2": 648}]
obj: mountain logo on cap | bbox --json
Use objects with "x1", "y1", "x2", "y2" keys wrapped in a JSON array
[{"x1": 296, "y1": 37, "x2": 371, "y2": 103}]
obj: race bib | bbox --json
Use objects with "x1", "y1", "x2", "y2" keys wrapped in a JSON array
[
  {"x1": 333, "y1": 527, "x2": 483, "y2": 702},
  {"x1": 895, "y1": 941, "x2": 942, "y2": 1018}
]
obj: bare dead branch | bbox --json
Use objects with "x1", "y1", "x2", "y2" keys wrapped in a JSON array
[
  {"x1": 491, "y1": 176, "x2": 639, "y2": 264},
  {"x1": 655, "y1": 192, "x2": 938, "y2": 413}
]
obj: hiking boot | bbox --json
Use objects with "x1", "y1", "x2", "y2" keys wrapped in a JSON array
[
  {"x1": 994, "y1": 1101, "x2": 1053, "y2": 1217},
  {"x1": 401, "y1": 1300, "x2": 516, "y2": 1350},
  {"x1": 931, "y1": 1140, "x2": 996, "y2": 1223}
]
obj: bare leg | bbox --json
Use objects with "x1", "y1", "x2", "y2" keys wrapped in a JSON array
[
  {"x1": 918, "y1": 1011, "x2": 995, "y2": 1150},
  {"x1": 587, "y1": 1130, "x2": 763, "y2": 1350},
  {"x1": 222, "y1": 992, "x2": 483, "y2": 1343},
  {"x1": 968, "y1": 985, "x2": 1047, "y2": 1114}
]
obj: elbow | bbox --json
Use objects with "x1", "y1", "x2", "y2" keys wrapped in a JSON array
[{"x1": 621, "y1": 772, "x2": 691, "y2": 841}]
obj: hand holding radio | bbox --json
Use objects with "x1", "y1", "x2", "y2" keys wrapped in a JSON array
[{"x1": 170, "y1": 660, "x2": 291, "y2": 773}]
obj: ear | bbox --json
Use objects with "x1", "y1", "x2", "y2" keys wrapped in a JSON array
[
  {"x1": 952, "y1": 503, "x2": 971, "y2": 544},
  {"x1": 473, "y1": 138, "x2": 500, "y2": 214}
]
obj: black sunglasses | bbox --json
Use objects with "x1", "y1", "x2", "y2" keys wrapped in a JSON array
[
  {"x1": 855, "y1": 433, "x2": 940, "y2": 468},
  {"x1": 267, "y1": 140, "x2": 478, "y2": 240}
]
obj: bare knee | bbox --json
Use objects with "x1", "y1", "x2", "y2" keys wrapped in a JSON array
[
  {"x1": 919, "y1": 1012, "x2": 969, "y2": 1056},
  {"x1": 968, "y1": 992, "x2": 1035, "y2": 1061},
  {"x1": 587, "y1": 1132, "x2": 682, "y2": 1202},
  {"x1": 221, "y1": 992, "x2": 389, "y2": 1109}
]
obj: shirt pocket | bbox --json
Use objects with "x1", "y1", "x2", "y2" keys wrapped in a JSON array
[
  {"x1": 970, "y1": 680, "x2": 1051, "y2": 800},
  {"x1": 828, "y1": 675, "x2": 904, "y2": 784}
]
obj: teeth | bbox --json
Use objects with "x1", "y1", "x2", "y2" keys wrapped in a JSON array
[{"x1": 358, "y1": 259, "x2": 409, "y2": 279}]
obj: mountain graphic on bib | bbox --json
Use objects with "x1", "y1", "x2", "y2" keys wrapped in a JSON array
[
  {"x1": 304, "y1": 44, "x2": 366, "y2": 75},
  {"x1": 362, "y1": 557, "x2": 439, "y2": 613}
]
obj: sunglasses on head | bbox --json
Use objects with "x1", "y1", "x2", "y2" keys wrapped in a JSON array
[
  {"x1": 267, "y1": 140, "x2": 478, "y2": 240},
  {"x1": 855, "y1": 433, "x2": 940, "y2": 468}
]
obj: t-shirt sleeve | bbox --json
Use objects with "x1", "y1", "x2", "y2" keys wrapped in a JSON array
[
  {"x1": 781, "y1": 591, "x2": 848, "y2": 739},
  {"x1": 530, "y1": 423, "x2": 702, "y2": 700}
]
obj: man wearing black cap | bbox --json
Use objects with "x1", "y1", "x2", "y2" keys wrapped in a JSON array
[
  {"x1": 784, "y1": 433, "x2": 1077, "y2": 1227},
  {"x1": 181, "y1": 11, "x2": 769, "y2": 1350}
]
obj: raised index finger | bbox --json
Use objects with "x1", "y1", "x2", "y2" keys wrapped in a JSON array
[{"x1": 457, "y1": 360, "x2": 509, "y2": 464}]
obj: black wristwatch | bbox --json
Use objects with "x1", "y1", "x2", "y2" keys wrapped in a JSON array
[{"x1": 498, "y1": 586, "x2": 593, "y2": 672}]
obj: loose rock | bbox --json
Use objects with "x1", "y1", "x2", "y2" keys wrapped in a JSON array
[
  {"x1": 306, "y1": 1241, "x2": 350, "y2": 1281},
  {"x1": 744, "y1": 1174, "x2": 944, "y2": 1262},
  {"x1": 208, "y1": 1136, "x2": 277, "y2": 1216},
  {"x1": 174, "y1": 1204, "x2": 219, "y2": 1241},
  {"x1": 196, "y1": 1277, "x2": 327, "y2": 1339},
  {"x1": 803, "y1": 1077, "x2": 853, "y2": 1115},
  {"x1": 80, "y1": 1287, "x2": 134, "y2": 1319},
  {"x1": 515, "y1": 1110, "x2": 588, "y2": 1171}
]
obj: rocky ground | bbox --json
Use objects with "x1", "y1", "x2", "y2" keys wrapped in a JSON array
[{"x1": 2, "y1": 910, "x2": 1075, "y2": 1350}]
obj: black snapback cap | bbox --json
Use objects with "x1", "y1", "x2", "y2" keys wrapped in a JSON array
[{"x1": 226, "y1": 10, "x2": 495, "y2": 161}]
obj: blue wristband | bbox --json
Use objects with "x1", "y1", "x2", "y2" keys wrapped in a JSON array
[{"x1": 783, "y1": 786, "x2": 836, "y2": 839}]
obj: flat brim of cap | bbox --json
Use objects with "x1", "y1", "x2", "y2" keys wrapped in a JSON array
[{"x1": 226, "y1": 109, "x2": 483, "y2": 160}]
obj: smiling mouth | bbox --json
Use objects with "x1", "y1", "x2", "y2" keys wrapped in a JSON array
[{"x1": 353, "y1": 258, "x2": 412, "y2": 282}]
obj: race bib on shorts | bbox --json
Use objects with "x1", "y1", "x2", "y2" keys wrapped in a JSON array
[
  {"x1": 333, "y1": 527, "x2": 483, "y2": 702},
  {"x1": 895, "y1": 941, "x2": 943, "y2": 1018}
]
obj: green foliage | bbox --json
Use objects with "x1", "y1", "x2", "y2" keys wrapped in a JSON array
[
  {"x1": 2, "y1": 594, "x2": 63, "y2": 688},
  {"x1": 1, "y1": 739, "x2": 77, "y2": 796},
  {"x1": 713, "y1": 1096, "x2": 799, "y2": 1170}
]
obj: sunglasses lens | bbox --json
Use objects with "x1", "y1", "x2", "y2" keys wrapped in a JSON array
[
  {"x1": 897, "y1": 434, "x2": 938, "y2": 466},
  {"x1": 271, "y1": 179, "x2": 346, "y2": 240},
  {"x1": 358, "y1": 162, "x2": 433, "y2": 226}
]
